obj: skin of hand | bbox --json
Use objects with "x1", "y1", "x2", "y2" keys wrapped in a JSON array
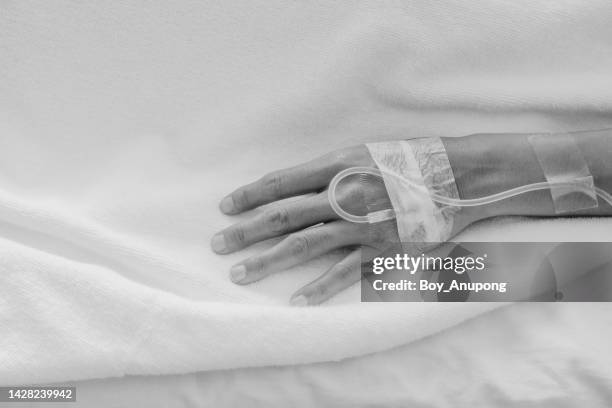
[
  {"x1": 211, "y1": 130, "x2": 612, "y2": 305},
  {"x1": 211, "y1": 144, "x2": 477, "y2": 306}
]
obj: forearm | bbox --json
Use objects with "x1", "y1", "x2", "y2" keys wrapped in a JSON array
[{"x1": 442, "y1": 130, "x2": 612, "y2": 223}]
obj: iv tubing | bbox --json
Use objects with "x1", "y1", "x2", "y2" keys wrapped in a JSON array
[{"x1": 328, "y1": 166, "x2": 612, "y2": 224}]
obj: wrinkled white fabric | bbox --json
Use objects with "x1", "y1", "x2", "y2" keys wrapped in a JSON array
[
  {"x1": 1, "y1": 0, "x2": 612, "y2": 387},
  {"x1": 50, "y1": 301, "x2": 612, "y2": 408}
]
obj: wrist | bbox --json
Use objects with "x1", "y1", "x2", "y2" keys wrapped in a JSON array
[{"x1": 442, "y1": 133, "x2": 555, "y2": 223}]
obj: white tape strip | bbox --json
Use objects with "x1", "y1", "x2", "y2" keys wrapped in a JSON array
[
  {"x1": 366, "y1": 138, "x2": 460, "y2": 245},
  {"x1": 528, "y1": 133, "x2": 598, "y2": 214}
]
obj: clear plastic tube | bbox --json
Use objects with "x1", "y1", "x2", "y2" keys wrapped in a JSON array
[{"x1": 328, "y1": 166, "x2": 612, "y2": 224}]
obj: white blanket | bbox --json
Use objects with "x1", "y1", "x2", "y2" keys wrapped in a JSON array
[
  {"x1": 1, "y1": 0, "x2": 612, "y2": 386},
  {"x1": 51, "y1": 302, "x2": 612, "y2": 407}
]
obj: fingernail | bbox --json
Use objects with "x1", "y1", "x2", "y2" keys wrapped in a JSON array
[
  {"x1": 211, "y1": 233, "x2": 227, "y2": 253},
  {"x1": 290, "y1": 295, "x2": 309, "y2": 307},
  {"x1": 220, "y1": 196, "x2": 235, "y2": 214},
  {"x1": 230, "y1": 264, "x2": 247, "y2": 283}
]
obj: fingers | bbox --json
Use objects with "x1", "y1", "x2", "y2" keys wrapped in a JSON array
[
  {"x1": 211, "y1": 192, "x2": 337, "y2": 254},
  {"x1": 219, "y1": 148, "x2": 370, "y2": 215},
  {"x1": 290, "y1": 248, "x2": 363, "y2": 306},
  {"x1": 229, "y1": 221, "x2": 361, "y2": 285}
]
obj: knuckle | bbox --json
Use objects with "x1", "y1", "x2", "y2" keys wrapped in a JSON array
[
  {"x1": 232, "y1": 188, "x2": 250, "y2": 210},
  {"x1": 344, "y1": 181, "x2": 365, "y2": 201},
  {"x1": 329, "y1": 145, "x2": 370, "y2": 168},
  {"x1": 337, "y1": 181, "x2": 366, "y2": 209},
  {"x1": 328, "y1": 149, "x2": 351, "y2": 168},
  {"x1": 249, "y1": 257, "x2": 265, "y2": 274},
  {"x1": 263, "y1": 208, "x2": 291, "y2": 234},
  {"x1": 226, "y1": 226, "x2": 246, "y2": 246},
  {"x1": 312, "y1": 283, "x2": 329, "y2": 298},
  {"x1": 262, "y1": 172, "x2": 284, "y2": 198},
  {"x1": 334, "y1": 263, "x2": 355, "y2": 281},
  {"x1": 286, "y1": 234, "x2": 311, "y2": 258}
]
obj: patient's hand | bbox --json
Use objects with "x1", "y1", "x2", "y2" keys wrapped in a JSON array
[
  {"x1": 212, "y1": 131, "x2": 612, "y2": 305},
  {"x1": 211, "y1": 145, "x2": 405, "y2": 306}
]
